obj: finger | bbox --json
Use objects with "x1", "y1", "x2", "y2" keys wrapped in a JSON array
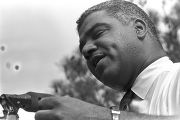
[
  {"x1": 35, "y1": 110, "x2": 52, "y2": 120},
  {"x1": 38, "y1": 96, "x2": 61, "y2": 110},
  {"x1": 35, "y1": 110, "x2": 62, "y2": 120}
]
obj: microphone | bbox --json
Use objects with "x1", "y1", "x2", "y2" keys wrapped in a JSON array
[{"x1": 0, "y1": 92, "x2": 52, "y2": 112}]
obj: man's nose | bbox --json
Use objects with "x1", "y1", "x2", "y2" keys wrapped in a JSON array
[{"x1": 82, "y1": 43, "x2": 97, "y2": 60}]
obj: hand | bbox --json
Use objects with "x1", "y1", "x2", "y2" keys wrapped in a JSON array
[{"x1": 35, "y1": 96, "x2": 112, "y2": 120}]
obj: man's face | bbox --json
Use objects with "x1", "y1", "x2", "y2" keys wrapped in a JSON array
[{"x1": 78, "y1": 11, "x2": 142, "y2": 91}]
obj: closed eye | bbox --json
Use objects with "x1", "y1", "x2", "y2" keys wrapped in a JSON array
[
  {"x1": 92, "y1": 30, "x2": 106, "y2": 40},
  {"x1": 79, "y1": 23, "x2": 110, "y2": 53}
]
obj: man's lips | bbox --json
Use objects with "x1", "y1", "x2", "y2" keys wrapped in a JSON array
[{"x1": 90, "y1": 54, "x2": 105, "y2": 68}]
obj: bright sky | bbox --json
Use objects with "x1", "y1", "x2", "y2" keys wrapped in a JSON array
[
  {"x1": 0, "y1": 0, "x2": 106, "y2": 95},
  {"x1": 0, "y1": 0, "x2": 177, "y2": 120}
]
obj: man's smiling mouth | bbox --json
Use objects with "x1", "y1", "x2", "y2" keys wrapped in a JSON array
[{"x1": 90, "y1": 54, "x2": 105, "y2": 68}]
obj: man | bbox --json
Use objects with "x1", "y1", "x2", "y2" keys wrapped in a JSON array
[{"x1": 35, "y1": 0, "x2": 180, "y2": 120}]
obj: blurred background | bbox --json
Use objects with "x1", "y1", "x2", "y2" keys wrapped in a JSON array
[{"x1": 0, "y1": 0, "x2": 180, "y2": 120}]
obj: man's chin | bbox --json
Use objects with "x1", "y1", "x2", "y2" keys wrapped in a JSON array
[{"x1": 98, "y1": 73, "x2": 124, "y2": 91}]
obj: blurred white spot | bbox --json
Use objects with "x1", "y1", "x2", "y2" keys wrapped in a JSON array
[
  {"x1": 0, "y1": 44, "x2": 7, "y2": 52},
  {"x1": 158, "y1": 22, "x2": 170, "y2": 33},
  {"x1": 13, "y1": 63, "x2": 22, "y2": 72},
  {"x1": 5, "y1": 62, "x2": 11, "y2": 69}
]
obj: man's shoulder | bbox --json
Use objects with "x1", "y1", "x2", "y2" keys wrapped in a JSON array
[
  {"x1": 156, "y1": 61, "x2": 180, "y2": 83},
  {"x1": 168, "y1": 62, "x2": 180, "y2": 77},
  {"x1": 149, "y1": 61, "x2": 180, "y2": 115}
]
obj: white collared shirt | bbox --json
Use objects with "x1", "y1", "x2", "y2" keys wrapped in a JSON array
[{"x1": 130, "y1": 56, "x2": 180, "y2": 115}]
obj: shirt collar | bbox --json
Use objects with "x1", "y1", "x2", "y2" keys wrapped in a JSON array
[{"x1": 131, "y1": 56, "x2": 173, "y2": 99}]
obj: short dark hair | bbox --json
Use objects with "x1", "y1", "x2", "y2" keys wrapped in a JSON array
[{"x1": 76, "y1": 0, "x2": 158, "y2": 40}]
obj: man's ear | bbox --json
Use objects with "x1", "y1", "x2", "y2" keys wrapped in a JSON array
[{"x1": 134, "y1": 19, "x2": 147, "y2": 40}]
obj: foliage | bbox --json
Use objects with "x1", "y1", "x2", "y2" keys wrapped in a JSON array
[
  {"x1": 146, "y1": 0, "x2": 180, "y2": 62},
  {"x1": 161, "y1": 2, "x2": 180, "y2": 62}
]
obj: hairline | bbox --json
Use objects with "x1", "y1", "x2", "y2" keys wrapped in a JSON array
[
  {"x1": 77, "y1": 8, "x2": 150, "y2": 31},
  {"x1": 77, "y1": 9, "x2": 150, "y2": 34}
]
